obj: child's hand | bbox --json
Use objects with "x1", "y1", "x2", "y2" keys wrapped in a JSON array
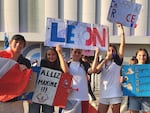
[
  {"x1": 95, "y1": 47, "x2": 100, "y2": 56},
  {"x1": 56, "y1": 44, "x2": 62, "y2": 54}
]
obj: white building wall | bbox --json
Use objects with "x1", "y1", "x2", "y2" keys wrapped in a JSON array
[
  {"x1": 64, "y1": 0, "x2": 78, "y2": 21},
  {"x1": 33, "y1": 0, "x2": 45, "y2": 33},
  {"x1": 0, "y1": 0, "x2": 150, "y2": 53},
  {"x1": 28, "y1": 0, "x2": 37, "y2": 32},
  {"x1": 100, "y1": 0, "x2": 114, "y2": 35},
  {"x1": 45, "y1": 0, "x2": 58, "y2": 19},
  {"x1": 135, "y1": 0, "x2": 148, "y2": 36},
  {"x1": 4, "y1": 0, "x2": 19, "y2": 32},
  {"x1": 0, "y1": 0, "x2": 150, "y2": 56},
  {"x1": 82, "y1": 0, "x2": 96, "y2": 24}
]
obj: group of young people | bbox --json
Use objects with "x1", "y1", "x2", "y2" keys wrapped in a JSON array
[{"x1": 0, "y1": 23, "x2": 150, "y2": 113}]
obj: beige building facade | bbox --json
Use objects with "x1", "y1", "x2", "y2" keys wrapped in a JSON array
[{"x1": 0, "y1": 0, "x2": 150, "y2": 64}]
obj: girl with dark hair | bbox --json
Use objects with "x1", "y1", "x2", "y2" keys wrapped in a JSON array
[
  {"x1": 92, "y1": 24, "x2": 125, "y2": 113},
  {"x1": 128, "y1": 48, "x2": 150, "y2": 113},
  {"x1": 29, "y1": 45, "x2": 69, "y2": 113}
]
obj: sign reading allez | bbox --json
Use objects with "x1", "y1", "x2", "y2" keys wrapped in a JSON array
[{"x1": 32, "y1": 67, "x2": 72, "y2": 108}]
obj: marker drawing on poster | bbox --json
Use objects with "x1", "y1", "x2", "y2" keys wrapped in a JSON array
[
  {"x1": 122, "y1": 64, "x2": 150, "y2": 96},
  {"x1": 107, "y1": 0, "x2": 142, "y2": 28}
]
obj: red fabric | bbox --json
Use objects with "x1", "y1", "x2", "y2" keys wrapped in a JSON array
[
  {"x1": 0, "y1": 50, "x2": 12, "y2": 58},
  {"x1": 0, "y1": 63, "x2": 32, "y2": 102},
  {"x1": 0, "y1": 50, "x2": 32, "y2": 102},
  {"x1": 52, "y1": 73, "x2": 72, "y2": 108}
]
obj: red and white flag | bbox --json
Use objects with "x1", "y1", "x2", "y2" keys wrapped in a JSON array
[
  {"x1": 0, "y1": 57, "x2": 32, "y2": 102},
  {"x1": 32, "y1": 67, "x2": 72, "y2": 108}
]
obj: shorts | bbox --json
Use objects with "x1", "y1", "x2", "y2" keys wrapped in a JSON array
[
  {"x1": 128, "y1": 97, "x2": 150, "y2": 112},
  {"x1": 120, "y1": 96, "x2": 129, "y2": 112},
  {"x1": 99, "y1": 97, "x2": 122, "y2": 105},
  {"x1": 62, "y1": 100, "x2": 89, "y2": 113}
]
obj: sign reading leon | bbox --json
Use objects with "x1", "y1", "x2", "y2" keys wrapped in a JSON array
[
  {"x1": 45, "y1": 18, "x2": 109, "y2": 51},
  {"x1": 107, "y1": 0, "x2": 142, "y2": 28},
  {"x1": 32, "y1": 67, "x2": 72, "y2": 108}
]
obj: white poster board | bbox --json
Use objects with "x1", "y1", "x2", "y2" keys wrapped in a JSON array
[
  {"x1": 107, "y1": 0, "x2": 142, "y2": 28},
  {"x1": 45, "y1": 18, "x2": 109, "y2": 51},
  {"x1": 32, "y1": 67, "x2": 72, "y2": 108}
]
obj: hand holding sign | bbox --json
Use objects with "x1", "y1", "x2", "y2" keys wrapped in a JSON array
[
  {"x1": 107, "y1": 0, "x2": 142, "y2": 28},
  {"x1": 32, "y1": 67, "x2": 72, "y2": 108},
  {"x1": 45, "y1": 18, "x2": 109, "y2": 51}
]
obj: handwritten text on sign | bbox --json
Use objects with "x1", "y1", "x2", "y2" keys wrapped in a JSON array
[
  {"x1": 45, "y1": 18, "x2": 109, "y2": 51},
  {"x1": 32, "y1": 67, "x2": 62, "y2": 105},
  {"x1": 107, "y1": 0, "x2": 142, "y2": 28},
  {"x1": 122, "y1": 64, "x2": 150, "y2": 96}
]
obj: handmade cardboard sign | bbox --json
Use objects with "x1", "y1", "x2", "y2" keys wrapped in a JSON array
[
  {"x1": 107, "y1": 0, "x2": 142, "y2": 28},
  {"x1": 32, "y1": 67, "x2": 72, "y2": 108},
  {"x1": 122, "y1": 64, "x2": 150, "y2": 96},
  {"x1": 45, "y1": 18, "x2": 109, "y2": 51}
]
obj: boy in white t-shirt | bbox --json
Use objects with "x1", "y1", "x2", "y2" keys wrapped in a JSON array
[{"x1": 62, "y1": 48, "x2": 99, "y2": 113}]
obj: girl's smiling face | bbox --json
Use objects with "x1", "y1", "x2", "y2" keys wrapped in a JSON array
[
  {"x1": 46, "y1": 49, "x2": 57, "y2": 62},
  {"x1": 136, "y1": 50, "x2": 148, "y2": 64}
]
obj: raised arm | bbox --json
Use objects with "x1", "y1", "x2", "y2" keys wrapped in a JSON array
[
  {"x1": 56, "y1": 44, "x2": 69, "y2": 73},
  {"x1": 118, "y1": 24, "x2": 125, "y2": 59},
  {"x1": 96, "y1": 50, "x2": 111, "y2": 73}
]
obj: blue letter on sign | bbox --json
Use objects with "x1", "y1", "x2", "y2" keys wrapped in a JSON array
[
  {"x1": 51, "y1": 23, "x2": 65, "y2": 42},
  {"x1": 66, "y1": 25, "x2": 75, "y2": 43}
]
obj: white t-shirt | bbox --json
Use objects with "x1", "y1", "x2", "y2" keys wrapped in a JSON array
[
  {"x1": 99, "y1": 61, "x2": 122, "y2": 98},
  {"x1": 68, "y1": 61, "x2": 89, "y2": 101}
]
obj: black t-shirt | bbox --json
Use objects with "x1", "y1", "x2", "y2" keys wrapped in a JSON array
[{"x1": 17, "y1": 55, "x2": 31, "y2": 68}]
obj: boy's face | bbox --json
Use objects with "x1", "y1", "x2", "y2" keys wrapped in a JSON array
[
  {"x1": 9, "y1": 39, "x2": 25, "y2": 54},
  {"x1": 71, "y1": 49, "x2": 82, "y2": 61}
]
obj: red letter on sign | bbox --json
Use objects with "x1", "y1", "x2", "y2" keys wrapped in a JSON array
[
  {"x1": 86, "y1": 27, "x2": 106, "y2": 47},
  {"x1": 126, "y1": 14, "x2": 136, "y2": 23},
  {"x1": 131, "y1": 15, "x2": 136, "y2": 23},
  {"x1": 126, "y1": 14, "x2": 131, "y2": 22}
]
